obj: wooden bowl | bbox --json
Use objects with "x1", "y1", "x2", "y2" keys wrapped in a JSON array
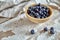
[{"x1": 25, "y1": 3, "x2": 52, "y2": 23}]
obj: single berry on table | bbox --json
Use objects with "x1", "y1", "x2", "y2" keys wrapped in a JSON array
[
  {"x1": 44, "y1": 27, "x2": 48, "y2": 31},
  {"x1": 31, "y1": 29, "x2": 35, "y2": 34},
  {"x1": 50, "y1": 27, "x2": 55, "y2": 34},
  {"x1": 50, "y1": 27, "x2": 54, "y2": 30},
  {"x1": 50, "y1": 30, "x2": 55, "y2": 34}
]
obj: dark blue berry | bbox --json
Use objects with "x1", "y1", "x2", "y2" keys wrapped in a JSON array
[
  {"x1": 41, "y1": 13, "x2": 44, "y2": 15},
  {"x1": 44, "y1": 14, "x2": 47, "y2": 18},
  {"x1": 44, "y1": 16, "x2": 46, "y2": 18},
  {"x1": 31, "y1": 11, "x2": 35, "y2": 15},
  {"x1": 31, "y1": 29, "x2": 35, "y2": 34},
  {"x1": 39, "y1": 6, "x2": 42, "y2": 9},
  {"x1": 50, "y1": 30, "x2": 55, "y2": 34},
  {"x1": 50, "y1": 27, "x2": 55, "y2": 34},
  {"x1": 29, "y1": 13, "x2": 34, "y2": 17},
  {"x1": 40, "y1": 16, "x2": 42, "y2": 18},
  {"x1": 43, "y1": 14, "x2": 46, "y2": 17},
  {"x1": 34, "y1": 13, "x2": 40, "y2": 18},
  {"x1": 46, "y1": 13, "x2": 49, "y2": 17},
  {"x1": 44, "y1": 27, "x2": 48, "y2": 31},
  {"x1": 46, "y1": 10, "x2": 49, "y2": 13},
  {"x1": 36, "y1": 9, "x2": 39, "y2": 12},
  {"x1": 43, "y1": 11, "x2": 47, "y2": 14},
  {"x1": 36, "y1": 6, "x2": 40, "y2": 9},
  {"x1": 36, "y1": 13, "x2": 39, "y2": 16},
  {"x1": 34, "y1": 15, "x2": 37, "y2": 18},
  {"x1": 45, "y1": 7, "x2": 48, "y2": 10},
  {"x1": 39, "y1": 11, "x2": 42, "y2": 14},
  {"x1": 27, "y1": 10, "x2": 31, "y2": 14},
  {"x1": 31, "y1": 11, "x2": 36, "y2": 16},
  {"x1": 50, "y1": 27, "x2": 54, "y2": 30}
]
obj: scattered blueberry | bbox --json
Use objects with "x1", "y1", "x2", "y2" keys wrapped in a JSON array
[
  {"x1": 27, "y1": 3, "x2": 50, "y2": 19},
  {"x1": 44, "y1": 27, "x2": 48, "y2": 31},
  {"x1": 31, "y1": 29, "x2": 35, "y2": 34},
  {"x1": 50, "y1": 27, "x2": 54, "y2": 31},
  {"x1": 50, "y1": 30, "x2": 55, "y2": 34},
  {"x1": 50, "y1": 27, "x2": 55, "y2": 34}
]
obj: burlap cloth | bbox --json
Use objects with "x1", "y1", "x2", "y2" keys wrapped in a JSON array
[{"x1": 0, "y1": 0, "x2": 60, "y2": 40}]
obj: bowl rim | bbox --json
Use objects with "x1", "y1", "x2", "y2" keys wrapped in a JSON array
[{"x1": 25, "y1": 3, "x2": 52, "y2": 20}]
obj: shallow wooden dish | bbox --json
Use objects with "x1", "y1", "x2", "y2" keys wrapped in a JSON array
[{"x1": 25, "y1": 3, "x2": 52, "y2": 23}]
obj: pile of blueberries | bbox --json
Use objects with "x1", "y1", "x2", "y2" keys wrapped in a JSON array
[{"x1": 27, "y1": 3, "x2": 50, "y2": 19}]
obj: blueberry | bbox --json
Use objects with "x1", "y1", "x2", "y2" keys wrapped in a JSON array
[
  {"x1": 43, "y1": 11, "x2": 47, "y2": 14},
  {"x1": 45, "y1": 8, "x2": 49, "y2": 12},
  {"x1": 39, "y1": 11, "x2": 42, "y2": 14},
  {"x1": 36, "y1": 9, "x2": 39, "y2": 11},
  {"x1": 33, "y1": 8, "x2": 38, "y2": 12},
  {"x1": 44, "y1": 16, "x2": 47, "y2": 18},
  {"x1": 43, "y1": 9, "x2": 46, "y2": 11},
  {"x1": 50, "y1": 30, "x2": 55, "y2": 34},
  {"x1": 43, "y1": 13, "x2": 46, "y2": 16},
  {"x1": 31, "y1": 11, "x2": 36, "y2": 16},
  {"x1": 41, "y1": 13, "x2": 44, "y2": 15},
  {"x1": 28, "y1": 9, "x2": 32, "y2": 12},
  {"x1": 43, "y1": 14, "x2": 47, "y2": 18},
  {"x1": 27, "y1": 10, "x2": 31, "y2": 14},
  {"x1": 43, "y1": 15, "x2": 46, "y2": 17},
  {"x1": 50, "y1": 27, "x2": 54, "y2": 30},
  {"x1": 50, "y1": 27, "x2": 55, "y2": 34},
  {"x1": 40, "y1": 9, "x2": 44, "y2": 13},
  {"x1": 39, "y1": 6, "x2": 42, "y2": 9},
  {"x1": 40, "y1": 16, "x2": 42, "y2": 18},
  {"x1": 45, "y1": 10, "x2": 49, "y2": 13},
  {"x1": 45, "y1": 13, "x2": 49, "y2": 17},
  {"x1": 41, "y1": 16, "x2": 43, "y2": 18},
  {"x1": 44, "y1": 27, "x2": 48, "y2": 31},
  {"x1": 34, "y1": 13, "x2": 40, "y2": 18},
  {"x1": 39, "y1": 15, "x2": 42, "y2": 18},
  {"x1": 31, "y1": 29, "x2": 35, "y2": 34},
  {"x1": 29, "y1": 13, "x2": 34, "y2": 17},
  {"x1": 45, "y1": 7, "x2": 48, "y2": 10},
  {"x1": 30, "y1": 11, "x2": 37, "y2": 18},
  {"x1": 31, "y1": 11, "x2": 35, "y2": 14},
  {"x1": 34, "y1": 13, "x2": 38, "y2": 15},
  {"x1": 36, "y1": 6, "x2": 40, "y2": 9},
  {"x1": 34, "y1": 16, "x2": 37, "y2": 18},
  {"x1": 29, "y1": 7, "x2": 34, "y2": 10}
]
